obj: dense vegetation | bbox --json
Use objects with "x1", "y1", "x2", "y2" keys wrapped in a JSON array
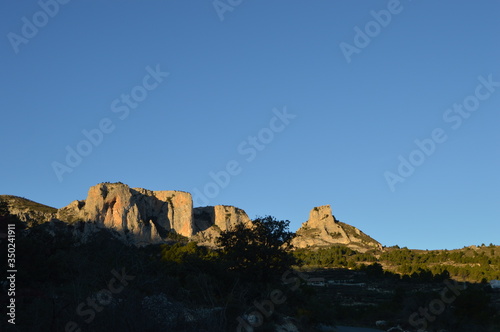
[{"x1": 295, "y1": 244, "x2": 500, "y2": 283}]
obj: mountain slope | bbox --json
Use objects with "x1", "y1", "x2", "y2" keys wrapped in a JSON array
[{"x1": 0, "y1": 195, "x2": 56, "y2": 226}]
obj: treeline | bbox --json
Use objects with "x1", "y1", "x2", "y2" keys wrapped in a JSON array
[
  {"x1": 380, "y1": 246, "x2": 500, "y2": 282},
  {"x1": 294, "y1": 245, "x2": 500, "y2": 283},
  {"x1": 294, "y1": 246, "x2": 377, "y2": 270}
]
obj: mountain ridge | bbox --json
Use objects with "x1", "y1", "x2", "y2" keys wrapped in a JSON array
[{"x1": 1, "y1": 182, "x2": 381, "y2": 250}]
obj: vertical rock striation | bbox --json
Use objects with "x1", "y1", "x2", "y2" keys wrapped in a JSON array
[{"x1": 56, "y1": 183, "x2": 193, "y2": 244}]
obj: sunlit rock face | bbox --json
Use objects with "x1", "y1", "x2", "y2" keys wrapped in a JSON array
[
  {"x1": 292, "y1": 205, "x2": 382, "y2": 252},
  {"x1": 57, "y1": 183, "x2": 193, "y2": 244},
  {"x1": 192, "y1": 205, "x2": 252, "y2": 246},
  {"x1": 50, "y1": 184, "x2": 382, "y2": 250}
]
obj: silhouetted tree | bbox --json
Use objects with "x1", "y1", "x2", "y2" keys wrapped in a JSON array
[{"x1": 216, "y1": 216, "x2": 297, "y2": 282}]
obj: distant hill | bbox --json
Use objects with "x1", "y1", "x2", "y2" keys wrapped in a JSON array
[{"x1": 295, "y1": 243, "x2": 500, "y2": 283}]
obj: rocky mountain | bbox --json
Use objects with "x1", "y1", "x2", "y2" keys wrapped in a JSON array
[
  {"x1": 292, "y1": 205, "x2": 382, "y2": 252},
  {"x1": 56, "y1": 183, "x2": 194, "y2": 244},
  {"x1": 54, "y1": 183, "x2": 252, "y2": 245},
  {"x1": 0, "y1": 195, "x2": 57, "y2": 227},
  {"x1": 3, "y1": 183, "x2": 382, "y2": 250}
]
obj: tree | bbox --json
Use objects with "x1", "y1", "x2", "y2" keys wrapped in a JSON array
[{"x1": 216, "y1": 216, "x2": 297, "y2": 282}]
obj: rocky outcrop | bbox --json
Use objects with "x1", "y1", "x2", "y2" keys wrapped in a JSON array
[
  {"x1": 292, "y1": 205, "x2": 382, "y2": 252},
  {"x1": 56, "y1": 183, "x2": 193, "y2": 244},
  {"x1": 0, "y1": 195, "x2": 56, "y2": 227},
  {"x1": 192, "y1": 205, "x2": 252, "y2": 246},
  {"x1": 56, "y1": 183, "x2": 254, "y2": 246},
  {"x1": 4, "y1": 184, "x2": 383, "y2": 251}
]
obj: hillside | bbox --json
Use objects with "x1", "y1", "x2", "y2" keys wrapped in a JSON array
[{"x1": 0, "y1": 195, "x2": 56, "y2": 226}]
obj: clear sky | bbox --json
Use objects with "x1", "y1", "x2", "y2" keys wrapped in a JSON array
[{"x1": 1, "y1": 1, "x2": 499, "y2": 250}]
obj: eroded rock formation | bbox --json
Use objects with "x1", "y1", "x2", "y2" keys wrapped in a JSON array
[
  {"x1": 56, "y1": 183, "x2": 193, "y2": 244},
  {"x1": 6, "y1": 183, "x2": 382, "y2": 250},
  {"x1": 292, "y1": 205, "x2": 381, "y2": 252},
  {"x1": 192, "y1": 205, "x2": 252, "y2": 246}
]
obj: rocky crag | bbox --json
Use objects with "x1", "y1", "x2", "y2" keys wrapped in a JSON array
[
  {"x1": 55, "y1": 183, "x2": 251, "y2": 245},
  {"x1": 56, "y1": 183, "x2": 194, "y2": 244},
  {"x1": 192, "y1": 205, "x2": 252, "y2": 246},
  {"x1": 3, "y1": 183, "x2": 382, "y2": 250},
  {"x1": 292, "y1": 205, "x2": 382, "y2": 252},
  {"x1": 0, "y1": 195, "x2": 57, "y2": 227}
]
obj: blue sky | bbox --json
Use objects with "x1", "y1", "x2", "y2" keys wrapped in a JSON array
[{"x1": 1, "y1": 1, "x2": 499, "y2": 250}]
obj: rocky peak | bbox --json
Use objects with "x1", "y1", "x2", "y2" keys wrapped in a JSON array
[
  {"x1": 307, "y1": 205, "x2": 339, "y2": 232},
  {"x1": 292, "y1": 205, "x2": 381, "y2": 252}
]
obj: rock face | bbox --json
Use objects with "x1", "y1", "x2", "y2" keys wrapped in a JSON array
[
  {"x1": 292, "y1": 205, "x2": 382, "y2": 252},
  {"x1": 5, "y1": 183, "x2": 383, "y2": 250},
  {"x1": 192, "y1": 205, "x2": 252, "y2": 246},
  {"x1": 0, "y1": 195, "x2": 57, "y2": 227},
  {"x1": 56, "y1": 183, "x2": 194, "y2": 244},
  {"x1": 56, "y1": 183, "x2": 254, "y2": 246}
]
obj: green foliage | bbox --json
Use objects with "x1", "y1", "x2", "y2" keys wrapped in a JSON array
[
  {"x1": 164, "y1": 230, "x2": 189, "y2": 243},
  {"x1": 294, "y1": 246, "x2": 376, "y2": 269},
  {"x1": 380, "y1": 247, "x2": 500, "y2": 282},
  {"x1": 295, "y1": 244, "x2": 500, "y2": 283},
  {"x1": 160, "y1": 241, "x2": 211, "y2": 263}
]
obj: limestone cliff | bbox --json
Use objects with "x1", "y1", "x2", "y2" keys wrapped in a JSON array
[
  {"x1": 192, "y1": 205, "x2": 252, "y2": 246},
  {"x1": 56, "y1": 183, "x2": 193, "y2": 244},
  {"x1": 292, "y1": 205, "x2": 382, "y2": 252},
  {"x1": 56, "y1": 184, "x2": 253, "y2": 246},
  {"x1": 4, "y1": 184, "x2": 383, "y2": 251}
]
